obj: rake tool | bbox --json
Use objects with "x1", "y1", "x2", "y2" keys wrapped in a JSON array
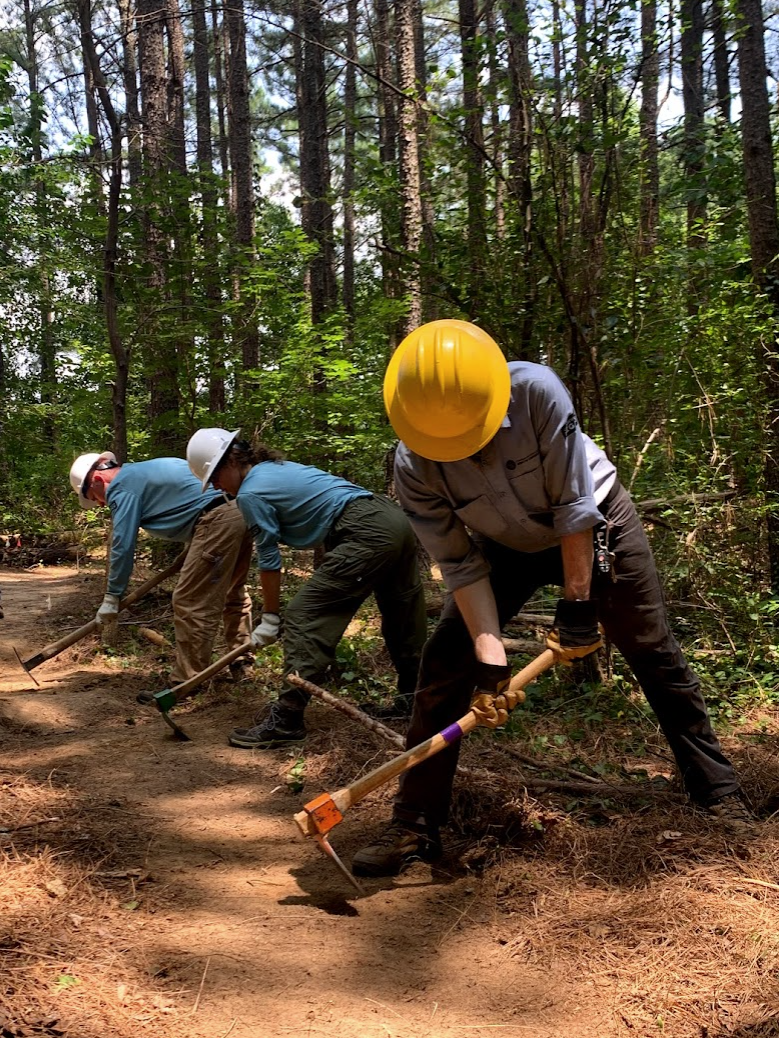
[
  {"x1": 12, "y1": 548, "x2": 189, "y2": 686},
  {"x1": 293, "y1": 646, "x2": 558, "y2": 893}
]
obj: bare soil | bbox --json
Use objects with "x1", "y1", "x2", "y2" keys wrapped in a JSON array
[{"x1": 2, "y1": 564, "x2": 779, "y2": 1038}]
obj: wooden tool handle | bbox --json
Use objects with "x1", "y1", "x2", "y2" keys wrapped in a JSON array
[
  {"x1": 294, "y1": 647, "x2": 557, "y2": 835},
  {"x1": 166, "y1": 640, "x2": 254, "y2": 699},
  {"x1": 23, "y1": 547, "x2": 189, "y2": 670}
]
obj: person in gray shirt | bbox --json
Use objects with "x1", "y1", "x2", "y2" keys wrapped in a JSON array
[{"x1": 352, "y1": 319, "x2": 752, "y2": 878}]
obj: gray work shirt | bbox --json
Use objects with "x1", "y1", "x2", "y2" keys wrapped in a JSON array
[{"x1": 394, "y1": 361, "x2": 617, "y2": 592}]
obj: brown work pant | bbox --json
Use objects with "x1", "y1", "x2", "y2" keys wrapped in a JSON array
[{"x1": 170, "y1": 500, "x2": 254, "y2": 684}]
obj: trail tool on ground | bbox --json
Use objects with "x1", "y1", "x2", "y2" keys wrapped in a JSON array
[
  {"x1": 145, "y1": 640, "x2": 254, "y2": 741},
  {"x1": 292, "y1": 646, "x2": 558, "y2": 892},
  {"x1": 12, "y1": 548, "x2": 189, "y2": 686}
]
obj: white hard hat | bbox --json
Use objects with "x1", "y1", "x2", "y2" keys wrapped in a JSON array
[
  {"x1": 187, "y1": 428, "x2": 240, "y2": 489},
  {"x1": 69, "y1": 451, "x2": 118, "y2": 508}
]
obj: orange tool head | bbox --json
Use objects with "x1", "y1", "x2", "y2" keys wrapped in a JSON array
[{"x1": 298, "y1": 792, "x2": 344, "y2": 837}]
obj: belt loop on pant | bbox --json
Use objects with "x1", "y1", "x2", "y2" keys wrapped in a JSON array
[{"x1": 198, "y1": 495, "x2": 228, "y2": 521}]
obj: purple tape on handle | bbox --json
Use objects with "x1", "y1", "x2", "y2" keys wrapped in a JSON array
[{"x1": 440, "y1": 722, "x2": 464, "y2": 745}]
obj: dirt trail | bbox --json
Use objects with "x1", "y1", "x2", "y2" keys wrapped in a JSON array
[{"x1": 0, "y1": 566, "x2": 613, "y2": 1038}]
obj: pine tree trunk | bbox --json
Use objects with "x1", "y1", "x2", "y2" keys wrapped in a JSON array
[
  {"x1": 226, "y1": 0, "x2": 260, "y2": 374},
  {"x1": 374, "y1": 0, "x2": 400, "y2": 347},
  {"x1": 458, "y1": 0, "x2": 487, "y2": 313},
  {"x1": 639, "y1": 0, "x2": 659, "y2": 254},
  {"x1": 137, "y1": 0, "x2": 179, "y2": 454},
  {"x1": 680, "y1": 0, "x2": 706, "y2": 264},
  {"x1": 395, "y1": 0, "x2": 422, "y2": 337},
  {"x1": 343, "y1": 0, "x2": 358, "y2": 334},
  {"x1": 193, "y1": 0, "x2": 226, "y2": 413},
  {"x1": 711, "y1": 0, "x2": 731, "y2": 125},
  {"x1": 734, "y1": 0, "x2": 779, "y2": 591}
]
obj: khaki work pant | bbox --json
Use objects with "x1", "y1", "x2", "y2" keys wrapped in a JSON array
[{"x1": 170, "y1": 500, "x2": 254, "y2": 684}]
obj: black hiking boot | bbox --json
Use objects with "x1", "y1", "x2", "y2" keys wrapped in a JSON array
[
  {"x1": 228, "y1": 701, "x2": 306, "y2": 750},
  {"x1": 351, "y1": 821, "x2": 442, "y2": 877}
]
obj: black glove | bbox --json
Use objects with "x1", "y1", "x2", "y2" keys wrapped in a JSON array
[
  {"x1": 553, "y1": 599, "x2": 599, "y2": 647},
  {"x1": 473, "y1": 661, "x2": 511, "y2": 694}
]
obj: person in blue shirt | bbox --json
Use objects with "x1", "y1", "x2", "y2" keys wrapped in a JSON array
[
  {"x1": 69, "y1": 451, "x2": 254, "y2": 686},
  {"x1": 186, "y1": 428, "x2": 427, "y2": 749}
]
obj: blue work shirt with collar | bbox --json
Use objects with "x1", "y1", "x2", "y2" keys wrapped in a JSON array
[
  {"x1": 105, "y1": 458, "x2": 224, "y2": 596},
  {"x1": 393, "y1": 361, "x2": 617, "y2": 592},
  {"x1": 235, "y1": 461, "x2": 371, "y2": 571}
]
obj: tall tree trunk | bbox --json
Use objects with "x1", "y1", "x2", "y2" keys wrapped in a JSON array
[
  {"x1": 374, "y1": 0, "x2": 400, "y2": 347},
  {"x1": 734, "y1": 0, "x2": 779, "y2": 590},
  {"x1": 458, "y1": 0, "x2": 487, "y2": 312},
  {"x1": 680, "y1": 0, "x2": 706, "y2": 262},
  {"x1": 23, "y1": 0, "x2": 56, "y2": 447},
  {"x1": 395, "y1": 0, "x2": 422, "y2": 337},
  {"x1": 504, "y1": 0, "x2": 534, "y2": 357},
  {"x1": 413, "y1": 0, "x2": 436, "y2": 321},
  {"x1": 137, "y1": 0, "x2": 179, "y2": 453},
  {"x1": 639, "y1": 0, "x2": 659, "y2": 254},
  {"x1": 711, "y1": 0, "x2": 731, "y2": 125},
  {"x1": 193, "y1": 0, "x2": 226, "y2": 413},
  {"x1": 118, "y1": 0, "x2": 142, "y2": 187},
  {"x1": 211, "y1": 0, "x2": 230, "y2": 180},
  {"x1": 226, "y1": 0, "x2": 260, "y2": 375},
  {"x1": 342, "y1": 0, "x2": 358, "y2": 335},
  {"x1": 298, "y1": 0, "x2": 337, "y2": 329}
]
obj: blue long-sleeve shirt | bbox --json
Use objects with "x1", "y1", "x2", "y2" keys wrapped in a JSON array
[
  {"x1": 394, "y1": 361, "x2": 617, "y2": 592},
  {"x1": 235, "y1": 461, "x2": 371, "y2": 571},
  {"x1": 105, "y1": 458, "x2": 224, "y2": 596}
]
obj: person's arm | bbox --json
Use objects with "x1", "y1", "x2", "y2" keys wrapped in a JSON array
[
  {"x1": 259, "y1": 568, "x2": 281, "y2": 614},
  {"x1": 559, "y1": 528, "x2": 594, "y2": 601},
  {"x1": 105, "y1": 490, "x2": 143, "y2": 598},
  {"x1": 453, "y1": 577, "x2": 506, "y2": 667}
]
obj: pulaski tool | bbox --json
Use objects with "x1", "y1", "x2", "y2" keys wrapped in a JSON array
[
  {"x1": 145, "y1": 639, "x2": 255, "y2": 740},
  {"x1": 13, "y1": 548, "x2": 189, "y2": 686},
  {"x1": 293, "y1": 646, "x2": 559, "y2": 892}
]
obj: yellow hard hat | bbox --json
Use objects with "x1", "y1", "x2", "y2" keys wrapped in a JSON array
[{"x1": 383, "y1": 320, "x2": 511, "y2": 462}]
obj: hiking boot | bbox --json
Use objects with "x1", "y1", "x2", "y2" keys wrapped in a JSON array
[
  {"x1": 228, "y1": 701, "x2": 306, "y2": 750},
  {"x1": 362, "y1": 694, "x2": 414, "y2": 721},
  {"x1": 351, "y1": 821, "x2": 442, "y2": 877},
  {"x1": 703, "y1": 792, "x2": 757, "y2": 835}
]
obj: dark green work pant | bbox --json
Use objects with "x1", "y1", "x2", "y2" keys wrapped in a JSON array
[{"x1": 278, "y1": 494, "x2": 426, "y2": 713}]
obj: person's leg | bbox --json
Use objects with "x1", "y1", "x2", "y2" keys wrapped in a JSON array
[
  {"x1": 171, "y1": 503, "x2": 249, "y2": 685},
  {"x1": 218, "y1": 505, "x2": 254, "y2": 669},
  {"x1": 353, "y1": 542, "x2": 557, "y2": 874},
  {"x1": 369, "y1": 496, "x2": 427, "y2": 707},
  {"x1": 595, "y1": 484, "x2": 740, "y2": 805}
]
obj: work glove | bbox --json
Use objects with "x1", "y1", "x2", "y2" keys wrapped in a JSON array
[
  {"x1": 95, "y1": 592, "x2": 120, "y2": 625},
  {"x1": 250, "y1": 612, "x2": 281, "y2": 649},
  {"x1": 548, "y1": 599, "x2": 602, "y2": 663},
  {"x1": 470, "y1": 661, "x2": 513, "y2": 729}
]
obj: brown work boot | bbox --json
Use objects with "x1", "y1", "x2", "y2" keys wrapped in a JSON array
[
  {"x1": 703, "y1": 792, "x2": 757, "y2": 835},
  {"x1": 351, "y1": 821, "x2": 442, "y2": 877}
]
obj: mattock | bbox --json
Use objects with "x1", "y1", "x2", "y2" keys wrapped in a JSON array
[
  {"x1": 12, "y1": 548, "x2": 189, "y2": 687},
  {"x1": 293, "y1": 646, "x2": 558, "y2": 893},
  {"x1": 145, "y1": 639, "x2": 255, "y2": 740}
]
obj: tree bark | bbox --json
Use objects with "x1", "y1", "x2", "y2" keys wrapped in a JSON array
[
  {"x1": 680, "y1": 0, "x2": 706, "y2": 264},
  {"x1": 639, "y1": 0, "x2": 659, "y2": 255},
  {"x1": 734, "y1": 0, "x2": 779, "y2": 590},
  {"x1": 711, "y1": 0, "x2": 731, "y2": 125},
  {"x1": 395, "y1": 0, "x2": 422, "y2": 337},
  {"x1": 458, "y1": 0, "x2": 487, "y2": 311},
  {"x1": 226, "y1": 0, "x2": 260, "y2": 375},
  {"x1": 137, "y1": 0, "x2": 179, "y2": 454},
  {"x1": 193, "y1": 0, "x2": 226, "y2": 413}
]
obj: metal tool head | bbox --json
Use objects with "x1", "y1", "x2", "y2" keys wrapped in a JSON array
[
  {"x1": 313, "y1": 833, "x2": 363, "y2": 894},
  {"x1": 152, "y1": 689, "x2": 191, "y2": 742},
  {"x1": 13, "y1": 646, "x2": 40, "y2": 687}
]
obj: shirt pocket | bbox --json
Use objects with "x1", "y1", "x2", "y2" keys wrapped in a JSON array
[{"x1": 454, "y1": 495, "x2": 518, "y2": 542}]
